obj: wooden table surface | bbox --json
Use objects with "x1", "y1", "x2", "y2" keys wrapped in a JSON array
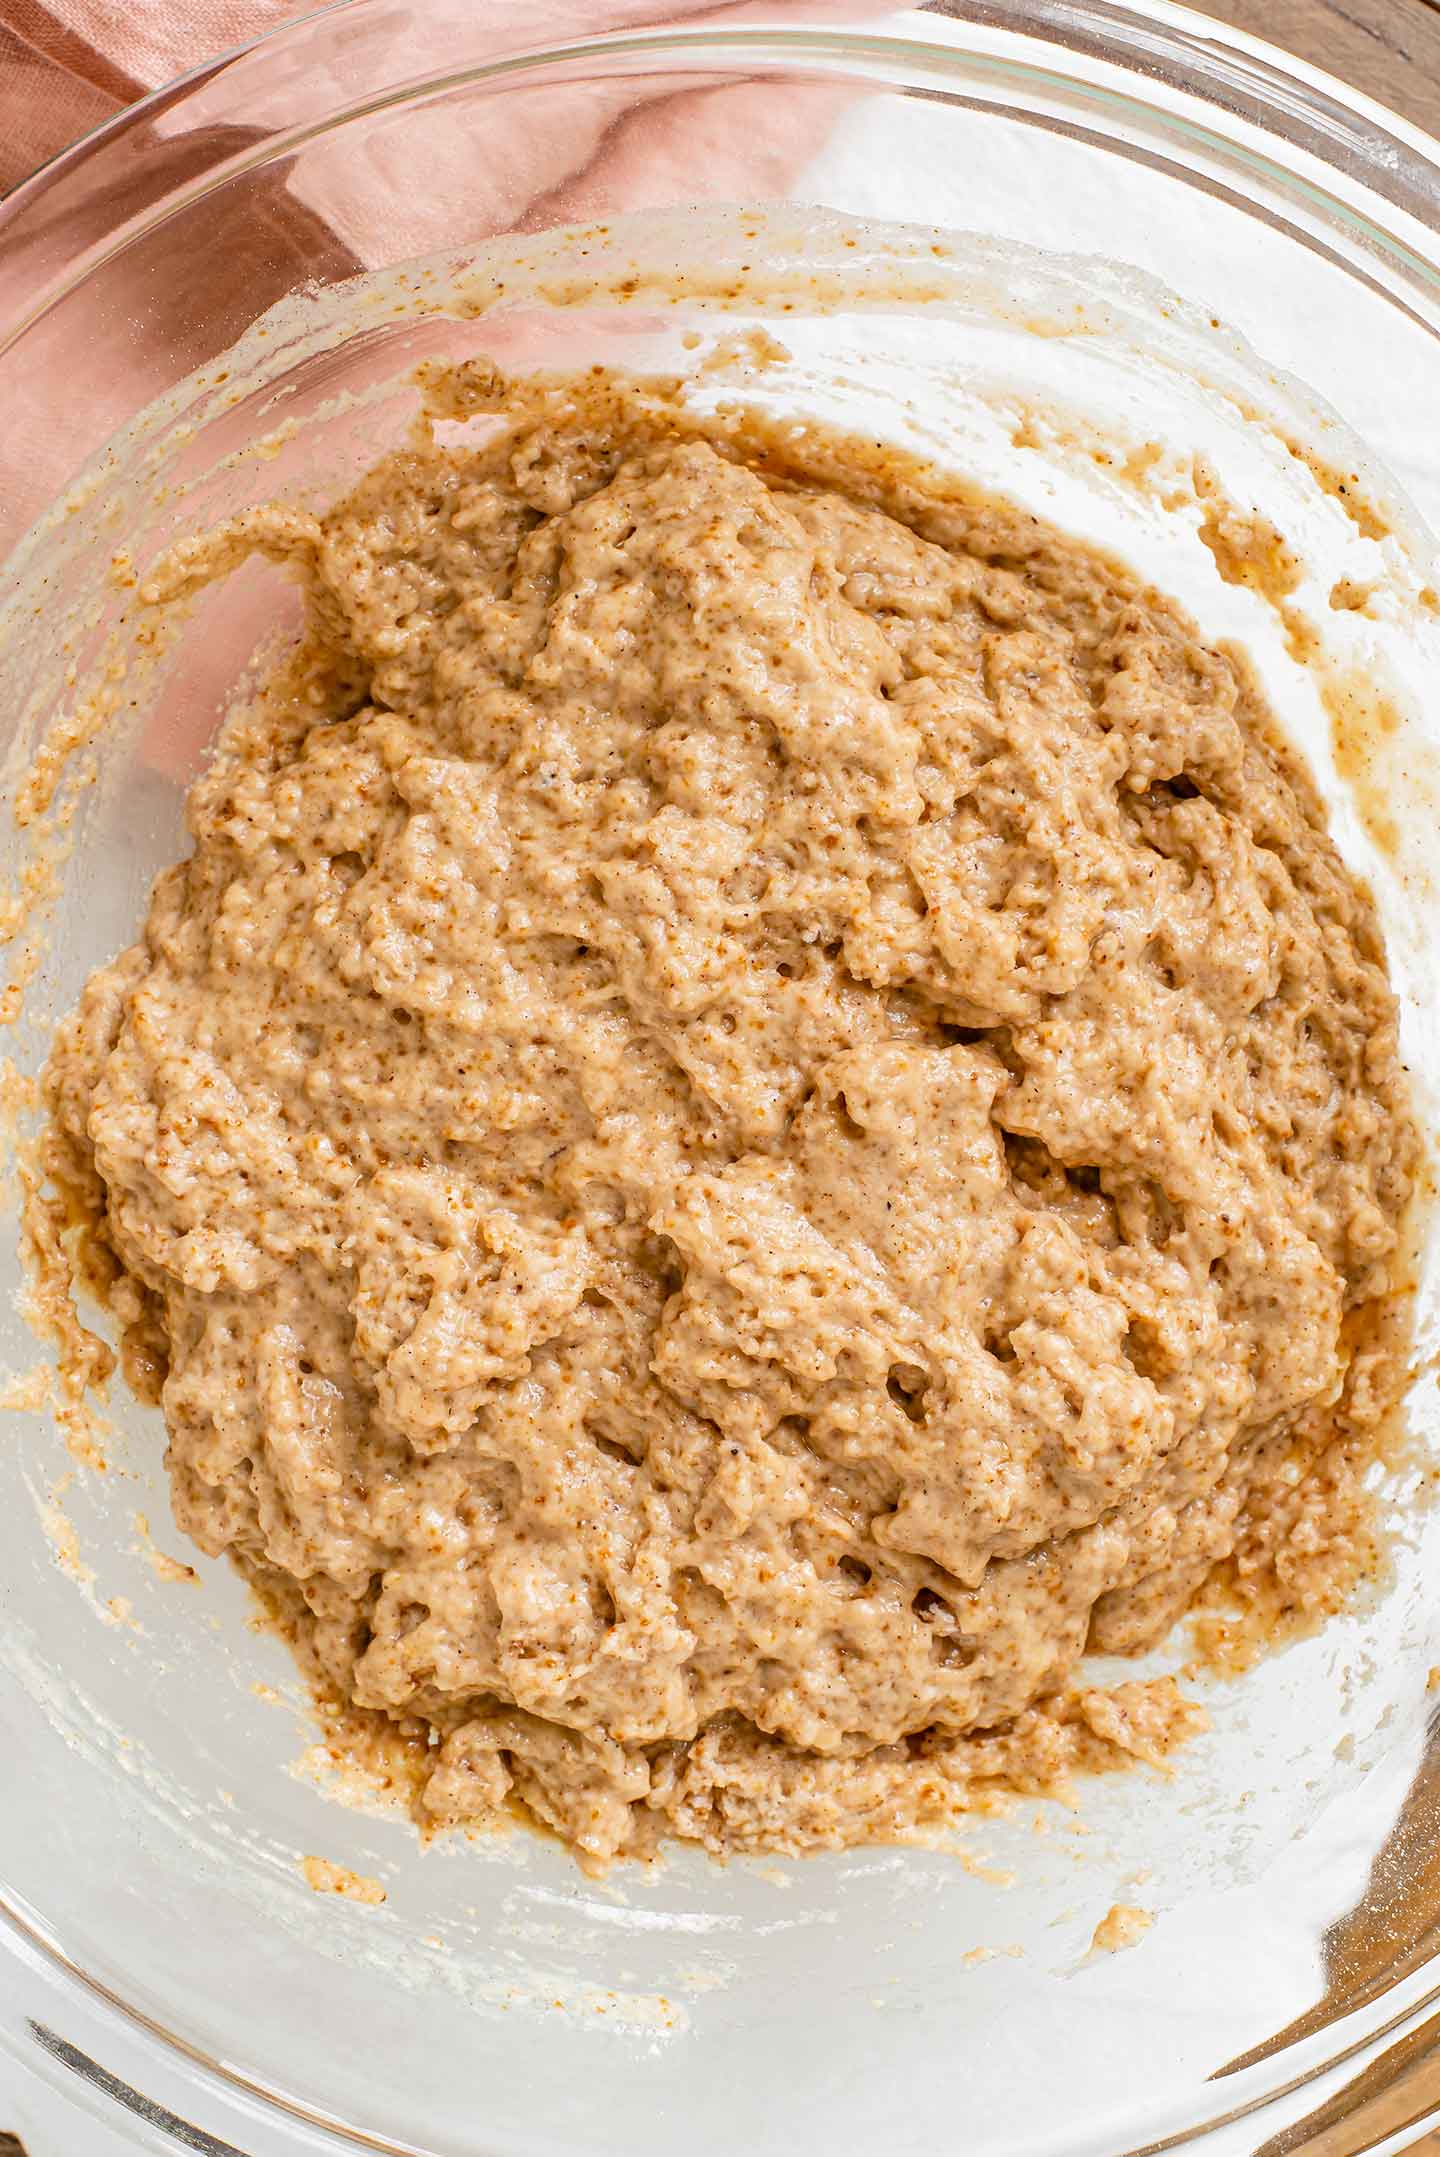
[
  {"x1": 0, "y1": 8, "x2": 1435, "y2": 2157},
  {"x1": 1196, "y1": 0, "x2": 1440, "y2": 135}
]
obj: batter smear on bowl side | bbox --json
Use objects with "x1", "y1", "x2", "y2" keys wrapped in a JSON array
[{"x1": 36, "y1": 366, "x2": 1417, "y2": 1866}]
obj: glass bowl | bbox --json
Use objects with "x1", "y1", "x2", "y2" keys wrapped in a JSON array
[{"x1": 1, "y1": 7, "x2": 1439, "y2": 2155}]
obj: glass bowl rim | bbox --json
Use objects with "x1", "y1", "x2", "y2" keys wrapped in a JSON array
[
  {"x1": 1, "y1": 0, "x2": 1439, "y2": 357},
  {"x1": 2, "y1": 6, "x2": 1439, "y2": 2154}
]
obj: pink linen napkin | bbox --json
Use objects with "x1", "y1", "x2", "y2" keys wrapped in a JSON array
[
  {"x1": 0, "y1": 0, "x2": 321, "y2": 194},
  {"x1": 0, "y1": 1, "x2": 867, "y2": 534}
]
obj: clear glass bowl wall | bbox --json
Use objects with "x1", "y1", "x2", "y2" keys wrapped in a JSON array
[{"x1": 2, "y1": 8, "x2": 1440, "y2": 2155}]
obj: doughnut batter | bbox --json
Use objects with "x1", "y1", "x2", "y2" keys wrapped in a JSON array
[{"x1": 40, "y1": 370, "x2": 1416, "y2": 1864}]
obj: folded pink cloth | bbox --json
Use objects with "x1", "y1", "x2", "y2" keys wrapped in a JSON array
[
  {"x1": 0, "y1": 0, "x2": 867, "y2": 196},
  {"x1": 0, "y1": 1, "x2": 866, "y2": 551},
  {"x1": 0, "y1": 0, "x2": 320, "y2": 193}
]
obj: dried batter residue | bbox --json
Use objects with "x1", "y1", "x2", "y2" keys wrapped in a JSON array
[
  {"x1": 0, "y1": 1363, "x2": 55, "y2": 1414},
  {"x1": 299, "y1": 1854, "x2": 387, "y2": 1906},
  {"x1": 962, "y1": 1943, "x2": 1025, "y2": 1968},
  {"x1": 1326, "y1": 671, "x2": 1407, "y2": 864},
  {"x1": 132, "y1": 1509, "x2": 198, "y2": 1586},
  {"x1": 1091, "y1": 1903, "x2": 1153, "y2": 1954},
  {"x1": 35, "y1": 1482, "x2": 95, "y2": 1591}
]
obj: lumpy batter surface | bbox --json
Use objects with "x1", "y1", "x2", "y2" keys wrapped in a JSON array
[{"x1": 40, "y1": 370, "x2": 1416, "y2": 1864}]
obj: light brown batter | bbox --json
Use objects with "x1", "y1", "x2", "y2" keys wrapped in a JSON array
[{"x1": 37, "y1": 367, "x2": 1417, "y2": 1866}]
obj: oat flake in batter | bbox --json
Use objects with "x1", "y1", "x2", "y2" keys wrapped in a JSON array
[{"x1": 38, "y1": 366, "x2": 1417, "y2": 1866}]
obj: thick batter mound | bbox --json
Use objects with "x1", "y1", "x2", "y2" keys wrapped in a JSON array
[{"x1": 41, "y1": 371, "x2": 1416, "y2": 1864}]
